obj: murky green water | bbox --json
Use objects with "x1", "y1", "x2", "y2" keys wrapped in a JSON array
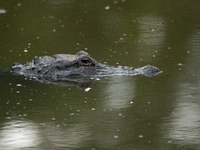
[{"x1": 1, "y1": 0, "x2": 200, "y2": 149}]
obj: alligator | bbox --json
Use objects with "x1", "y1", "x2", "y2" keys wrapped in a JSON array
[{"x1": 11, "y1": 51, "x2": 163, "y2": 81}]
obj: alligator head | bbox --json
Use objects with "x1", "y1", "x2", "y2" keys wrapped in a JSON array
[{"x1": 11, "y1": 51, "x2": 104, "y2": 79}]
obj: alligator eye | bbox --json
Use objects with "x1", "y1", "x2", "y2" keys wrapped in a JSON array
[{"x1": 81, "y1": 59, "x2": 91, "y2": 64}]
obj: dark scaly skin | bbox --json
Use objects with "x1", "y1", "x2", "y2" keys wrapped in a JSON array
[{"x1": 11, "y1": 51, "x2": 163, "y2": 80}]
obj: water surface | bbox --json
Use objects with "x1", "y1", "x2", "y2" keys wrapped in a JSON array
[{"x1": 1, "y1": 0, "x2": 200, "y2": 149}]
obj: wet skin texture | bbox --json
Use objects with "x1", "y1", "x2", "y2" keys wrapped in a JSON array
[{"x1": 11, "y1": 51, "x2": 163, "y2": 80}]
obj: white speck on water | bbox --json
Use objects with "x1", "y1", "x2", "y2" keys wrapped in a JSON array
[
  {"x1": 114, "y1": 135, "x2": 119, "y2": 138},
  {"x1": 17, "y1": 3, "x2": 21, "y2": 6},
  {"x1": 96, "y1": 78, "x2": 100, "y2": 81},
  {"x1": 187, "y1": 51, "x2": 190, "y2": 53},
  {"x1": 16, "y1": 84, "x2": 22, "y2": 87},
  {"x1": 151, "y1": 29, "x2": 155, "y2": 31},
  {"x1": 168, "y1": 47, "x2": 171, "y2": 49},
  {"x1": 52, "y1": 118, "x2": 56, "y2": 120},
  {"x1": 91, "y1": 108, "x2": 96, "y2": 111},
  {"x1": 153, "y1": 55, "x2": 156, "y2": 57},
  {"x1": 16, "y1": 91, "x2": 20, "y2": 93},
  {"x1": 130, "y1": 101, "x2": 134, "y2": 104},
  {"x1": 69, "y1": 113, "x2": 75, "y2": 115},
  {"x1": 10, "y1": 50, "x2": 12, "y2": 52},
  {"x1": 28, "y1": 43, "x2": 31, "y2": 45},
  {"x1": 29, "y1": 99, "x2": 33, "y2": 101},
  {"x1": 138, "y1": 135, "x2": 143, "y2": 138},
  {"x1": 178, "y1": 63, "x2": 183, "y2": 65},
  {"x1": 53, "y1": 29, "x2": 56, "y2": 32},
  {"x1": 167, "y1": 140, "x2": 172, "y2": 143},
  {"x1": 36, "y1": 37, "x2": 39, "y2": 39},
  {"x1": 105, "y1": 6, "x2": 110, "y2": 10},
  {"x1": 24, "y1": 50, "x2": 28, "y2": 52},
  {"x1": 85, "y1": 87, "x2": 91, "y2": 92}
]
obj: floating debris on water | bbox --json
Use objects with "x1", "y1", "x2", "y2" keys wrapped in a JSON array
[
  {"x1": 0, "y1": 9, "x2": 7, "y2": 14},
  {"x1": 105, "y1": 6, "x2": 110, "y2": 10},
  {"x1": 85, "y1": 87, "x2": 91, "y2": 92}
]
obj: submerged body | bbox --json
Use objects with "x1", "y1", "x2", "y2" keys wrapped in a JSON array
[{"x1": 11, "y1": 51, "x2": 163, "y2": 80}]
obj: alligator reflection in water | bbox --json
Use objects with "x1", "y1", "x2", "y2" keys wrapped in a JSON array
[{"x1": 11, "y1": 51, "x2": 163, "y2": 89}]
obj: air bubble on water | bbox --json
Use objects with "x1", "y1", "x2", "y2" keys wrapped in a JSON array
[
  {"x1": 105, "y1": 6, "x2": 110, "y2": 10},
  {"x1": 16, "y1": 84, "x2": 22, "y2": 87},
  {"x1": 114, "y1": 135, "x2": 119, "y2": 138},
  {"x1": 85, "y1": 87, "x2": 91, "y2": 92},
  {"x1": 138, "y1": 135, "x2": 143, "y2": 138}
]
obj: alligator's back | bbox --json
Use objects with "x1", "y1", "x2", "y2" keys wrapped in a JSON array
[{"x1": 12, "y1": 56, "x2": 55, "y2": 77}]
